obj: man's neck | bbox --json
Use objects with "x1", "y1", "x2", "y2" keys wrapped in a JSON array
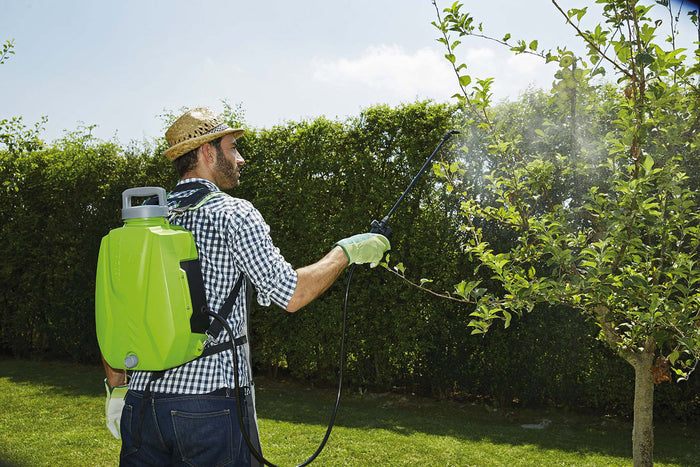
[{"x1": 181, "y1": 169, "x2": 210, "y2": 181}]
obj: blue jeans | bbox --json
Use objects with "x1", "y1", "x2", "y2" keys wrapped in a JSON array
[{"x1": 119, "y1": 387, "x2": 255, "y2": 467}]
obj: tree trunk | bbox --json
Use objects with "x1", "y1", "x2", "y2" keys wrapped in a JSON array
[
  {"x1": 627, "y1": 341, "x2": 656, "y2": 467},
  {"x1": 594, "y1": 308, "x2": 657, "y2": 466}
]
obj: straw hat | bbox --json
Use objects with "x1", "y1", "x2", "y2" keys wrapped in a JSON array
[{"x1": 164, "y1": 107, "x2": 245, "y2": 161}]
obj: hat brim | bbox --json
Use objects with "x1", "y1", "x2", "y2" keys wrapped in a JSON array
[{"x1": 164, "y1": 127, "x2": 245, "y2": 162}]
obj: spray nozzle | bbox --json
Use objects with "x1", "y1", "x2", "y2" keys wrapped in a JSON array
[{"x1": 370, "y1": 217, "x2": 392, "y2": 236}]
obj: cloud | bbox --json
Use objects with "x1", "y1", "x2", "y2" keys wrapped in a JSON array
[
  {"x1": 310, "y1": 43, "x2": 557, "y2": 106},
  {"x1": 311, "y1": 44, "x2": 456, "y2": 101},
  {"x1": 507, "y1": 53, "x2": 545, "y2": 75}
]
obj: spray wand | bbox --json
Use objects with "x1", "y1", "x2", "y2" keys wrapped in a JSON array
[
  {"x1": 370, "y1": 130, "x2": 460, "y2": 236},
  {"x1": 222, "y1": 129, "x2": 460, "y2": 467}
]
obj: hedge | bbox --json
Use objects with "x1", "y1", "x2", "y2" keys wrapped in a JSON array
[{"x1": 1, "y1": 101, "x2": 698, "y2": 420}]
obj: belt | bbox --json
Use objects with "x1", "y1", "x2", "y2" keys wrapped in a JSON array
[
  {"x1": 209, "y1": 386, "x2": 252, "y2": 397},
  {"x1": 130, "y1": 386, "x2": 251, "y2": 399}
]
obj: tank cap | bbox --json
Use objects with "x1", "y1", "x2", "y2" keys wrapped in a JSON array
[
  {"x1": 124, "y1": 353, "x2": 139, "y2": 369},
  {"x1": 121, "y1": 187, "x2": 169, "y2": 219}
]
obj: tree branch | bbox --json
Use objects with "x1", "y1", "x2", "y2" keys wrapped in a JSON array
[
  {"x1": 550, "y1": 0, "x2": 635, "y2": 80},
  {"x1": 431, "y1": 0, "x2": 492, "y2": 128},
  {"x1": 382, "y1": 266, "x2": 475, "y2": 304},
  {"x1": 594, "y1": 304, "x2": 624, "y2": 348}
]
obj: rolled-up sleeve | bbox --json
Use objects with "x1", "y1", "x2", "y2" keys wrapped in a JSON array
[{"x1": 229, "y1": 206, "x2": 297, "y2": 308}]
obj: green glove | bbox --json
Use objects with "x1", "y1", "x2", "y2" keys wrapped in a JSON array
[
  {"x1": 334, "y1": 233, "x2": 390, "y2": 267},
  {"x1": 104, "y1": 378, "x2": 129, "y2": 439}
]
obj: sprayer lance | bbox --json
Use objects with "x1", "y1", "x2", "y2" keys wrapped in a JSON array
[{"x1": 370, "y1": 130, "x2": 460, "y2": 236}]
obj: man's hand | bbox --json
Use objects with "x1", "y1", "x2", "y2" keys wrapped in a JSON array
[
  {"x1": 104, "y1": 378, "x2": 128, "y2": 439},
  {"x1": 334, "y1": 233, "x2": 391, "y2": 267}
]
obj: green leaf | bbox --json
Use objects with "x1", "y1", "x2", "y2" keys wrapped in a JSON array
[
  {"x1": 529, "y1": 40, "x2": 538, "y2": 51},
  {"x1": 669, "y1": 350, "x2": 680, "y2": 364},
  {"x1": 635, "y1": 51, "x2": 654, "y2": 66},
  {"x1": 471, "y1": 288, "x2": 487, "y2": 299},
  {"x1": 455, "y1": 280, "x2": 481, "y2": 300},
  {"x1": 503, "y1": 310, "x2": 512, "y2": 328},
  {"x1": 459, "y1": 75, "x2": 472, "y2": 87}
]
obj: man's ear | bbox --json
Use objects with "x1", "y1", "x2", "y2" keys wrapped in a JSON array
[{"x1": 199, "y1": 143, "x2": 215, "y2": 165}]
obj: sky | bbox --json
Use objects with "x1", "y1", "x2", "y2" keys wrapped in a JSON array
[{"x1": 1, "y1": 0, "x2": 698, "y2": 145}]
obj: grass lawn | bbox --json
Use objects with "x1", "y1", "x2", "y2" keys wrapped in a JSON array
[{"x1": 1, "y1": 358, "x2": 698, "y2": 466}]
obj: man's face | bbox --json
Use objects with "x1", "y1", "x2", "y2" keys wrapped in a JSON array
[{"x1": 212, "y1": 134, "x2": 245, "y2": 190}]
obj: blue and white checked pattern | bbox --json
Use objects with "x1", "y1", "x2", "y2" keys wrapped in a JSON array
[{"x1": 129, "y1": 178, "x2": 298, "y2": 394}]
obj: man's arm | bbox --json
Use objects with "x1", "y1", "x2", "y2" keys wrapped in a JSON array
[
  {"x1": 101, "y1": 354, "x2": 128, "y2": 440},
  {"x1": 101, "y1": 354, "x2": 127, "y2": 388},
  {"x1": 286, "y1": 246, "x2": 347, "y2": 312},
  {"x1": 285, "y1": 233, "x2": 391, "y2": 312}
]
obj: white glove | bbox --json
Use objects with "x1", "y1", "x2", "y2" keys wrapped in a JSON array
[
  {"x1": 104, "y1": 378, "x2": 128, "y2": 439},
  {"x1": 334, "y1": 233, "x2": 391, "y2": 267}
]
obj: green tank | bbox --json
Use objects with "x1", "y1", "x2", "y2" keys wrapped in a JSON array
[{"x1": 95, "y1": 187, "x2": 207, "y2": 371}]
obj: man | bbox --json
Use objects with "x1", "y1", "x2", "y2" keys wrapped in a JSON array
[{"x1": 102, "y1": 107, "x2": 390, "y2": 466}]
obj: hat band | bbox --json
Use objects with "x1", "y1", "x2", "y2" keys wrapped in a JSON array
[{"x1": 205, "y1": 122, "x2": 231, "y2": 135}]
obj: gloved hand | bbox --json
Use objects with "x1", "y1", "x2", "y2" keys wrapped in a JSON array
[
  {"x1": 334, "y1": 233, "x2": 390, "y2": 267},
  {"x1": 104, "y1": 378, "x2": 128, "y2": 439}
]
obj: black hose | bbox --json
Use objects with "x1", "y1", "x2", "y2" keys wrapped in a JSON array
[
  {"x1": 206, "y1": 129, "x2": 459, "y2": 465},
  {"x1": 204, "y1": 263, "x2": 356, "y2": 467}
]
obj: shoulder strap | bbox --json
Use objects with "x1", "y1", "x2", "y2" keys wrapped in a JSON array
[
  {"x1": 199, "y1": 275, "x2": 253, "y2": 368},
  {"x1": 205, "y1": 273, "x2": 245, "y2": 340},
  {"x1": 143, "y1": 182, "x2": 246, "y2": 362},
  {"x1": 170, "y1": 181, "x2": 210, "y2": 194},
  {"x1": 143, "y1": 181, "x2": 226, "y2": 212},
  {"x1": 170, "y1": 184, "x2": 247, "y2": 357},
  {"x1": 170, "y1": 183, "x2": 227, "y2": 217}
]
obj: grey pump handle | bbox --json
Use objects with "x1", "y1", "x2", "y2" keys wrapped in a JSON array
[{"x1": 121, "y1": 187, "x2": 169, "y2": 219}]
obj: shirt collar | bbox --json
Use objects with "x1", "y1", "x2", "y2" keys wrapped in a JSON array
[{"x1": 176, "y1": 178, "x2": 220, "y2": 192}]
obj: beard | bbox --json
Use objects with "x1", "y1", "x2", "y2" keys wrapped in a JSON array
[{"x1": 215, "y1": 147, "x2": 240, "y2": 189}]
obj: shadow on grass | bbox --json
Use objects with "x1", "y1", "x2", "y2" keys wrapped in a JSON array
[
  {"x1": 0, "y1": 357, "x2": 105, "y2": 398},
  {"x1": 254, "y1": 377, "x2": 700, "y2": 467},
  {"x1": 2, "y1": 358, "x2": 699, "y2": 466}
]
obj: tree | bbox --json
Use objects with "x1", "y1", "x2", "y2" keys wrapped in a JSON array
[
  {"x1": 0, "y1": 39, "x2": 14, "y2": 65},
  {"x1": 428, "y1": 1, "x2": 700, "y2": 465},
  {"x1": 0, "y1": 116, "x2": 48, "y2": 154},
  {"x1": 0, "y1": 39, "x2": 48, "y2": 155}
]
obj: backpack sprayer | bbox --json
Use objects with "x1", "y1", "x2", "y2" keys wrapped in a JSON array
[{"x1": 95, "y1": 129, "x2": 459, "y2": 467}]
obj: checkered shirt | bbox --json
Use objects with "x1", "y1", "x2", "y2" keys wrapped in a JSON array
[{"x1": 129, "y1": 178, "x2": 297, "y2": 394}]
